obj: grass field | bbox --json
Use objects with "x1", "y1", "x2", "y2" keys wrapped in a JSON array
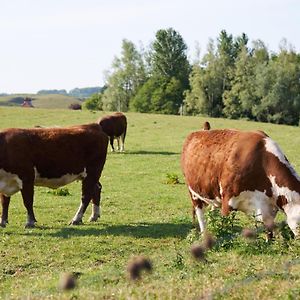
[{"x1": 1, "y1": 107, "x2": 300, "y2": 299}]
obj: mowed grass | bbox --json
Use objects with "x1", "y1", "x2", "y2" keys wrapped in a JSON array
[{"x1": 1, "y1": 107, "x2": 300, "y2": 299}]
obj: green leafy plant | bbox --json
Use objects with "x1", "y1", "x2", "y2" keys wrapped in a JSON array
[{"x1": 165, "y1": 173, "x2": 180, "y2": 184}]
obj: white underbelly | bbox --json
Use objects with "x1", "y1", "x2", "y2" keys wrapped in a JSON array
[
  {"x1": 228, "y1": 190, "x2": 274, "y2": 220},
  {"x1": 0, "y1": 169, "x2": 23, "y2": 196},
  {"x1": 34, "y1": 168, "x2": 87, "y2": 189}
]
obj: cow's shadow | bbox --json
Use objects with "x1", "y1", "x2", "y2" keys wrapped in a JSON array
[
  {"x1": 123, "y1": 150, "x2": 179, "y2": 156},
  {"x1": 23, "y1": 222, "x2": 192, "y2": 239}
]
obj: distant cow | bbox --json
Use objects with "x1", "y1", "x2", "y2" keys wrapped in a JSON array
[
  {"x1": 0, "y1": 123, "x2": 108, "y2": 228},
  {"x1": 98, "y1": 112, "x2": 127, "y2": 152},
  {"x1": 181, "y1": 122, "x2": 300, "y2": 237}
]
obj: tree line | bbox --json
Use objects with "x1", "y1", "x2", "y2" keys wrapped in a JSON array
[
  {"x1": 37, "y1": 87, "x2": 102, "y2": 98},
  {"x1": 85, "y1": 28, "x2": 300, "y2": 126}
]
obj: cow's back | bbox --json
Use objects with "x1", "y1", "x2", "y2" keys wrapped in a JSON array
[{"x1": 0, "y1": 123, "x2": 108, "y2": 179}]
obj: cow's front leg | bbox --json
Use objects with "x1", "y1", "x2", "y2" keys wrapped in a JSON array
[
  {"x1": 70, "y1": 179, "x2": 93, "y2": 225},
  {"x1": 109, "y1": 137, "x2": 115, "y2": 152},
  {"x1": 21, "y1": 181, "x2": 37, "y2": 228},
  {"x1": 89, "y1": 182, "x2": 102, "y2": 222},
  {"x1": 0, "y1": 194, "x2": 10, "y2": 227},
  {"x1": 195, "y1": 206, "x2": 206, "y2": 233}
]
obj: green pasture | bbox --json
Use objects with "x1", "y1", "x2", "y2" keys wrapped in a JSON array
[{"x1": 1, "y1": 107, "x2": 300, "y2": 299}]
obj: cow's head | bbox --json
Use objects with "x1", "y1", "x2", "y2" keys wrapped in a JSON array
[{"x1": 283, "y1": 202, "x2": 300, "y2": 236}]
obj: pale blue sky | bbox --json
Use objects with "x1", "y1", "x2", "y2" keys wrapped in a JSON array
[{"x1": 0, "y1": 0, "x2": 299, "y2": 94}]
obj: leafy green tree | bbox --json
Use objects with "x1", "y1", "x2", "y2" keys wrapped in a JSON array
[
  {"x1": 253, "y1": 47, "x2": 300, "y2": 125},
  {"x1": 151, "y1": 28, "x2": 190, "y2": 86},
  {"x1": 102, "y1": 39, "x2": 146, "y2": 111},
  {"x1": 130, "y1": 76, "x2": 182, "y2": 114},
  {"x1": 223, "y1": 45, "x2": 256, "y2": 119},
  {"x1": 184, "y1": 39, "x2": 224, "y2": 116},
  {"x1": 84, "y1": 93, "x2": 103, "y2": 111}
]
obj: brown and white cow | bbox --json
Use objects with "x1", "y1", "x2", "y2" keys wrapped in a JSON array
[
  {"x1": 181, "y1": 122, "x2": 300, "y2": 237},
  {"x1": 98, "y1": 112, "x2": 127, "y2": 152},
  {"x1": 0, "y1": 123, "x2": 108, "y2": 228}
]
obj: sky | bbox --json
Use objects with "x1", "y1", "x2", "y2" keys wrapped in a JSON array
[{"x1": 0, "y1": 0, "x2": 299, "y2": 94}]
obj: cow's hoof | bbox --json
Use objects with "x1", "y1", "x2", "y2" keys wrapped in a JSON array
[
  {"x1": 88, "y1": 216, "x2": 99, "y2": 222},
  {"x1": 0, "y1": 222, "x2": 7, "y2": 228},
  {"x1": 70, "y1": 220, "x2": 83, "y2": 225},
  {"x1": 25, "y1": 223, "x2": 35, "y2": 228}
]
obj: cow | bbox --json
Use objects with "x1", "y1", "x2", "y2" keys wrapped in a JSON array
[
  {"x1": 98, "y1": 112, "x2": 127, "y2": 152},
  {"x1": 0, "y1": 123, "x2": 108, "y2": 228},
  {"x1": 181, "y1": 122, "x2": 300, "y2": 238}
]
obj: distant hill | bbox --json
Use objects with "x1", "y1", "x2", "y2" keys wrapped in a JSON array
[{"x1": 0, "y1": 94, "x2": 83, "y2": 109}]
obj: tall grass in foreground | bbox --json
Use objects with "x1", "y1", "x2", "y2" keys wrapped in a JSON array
[{"x1": 0, "y1": 107, "x2": 300, "y2": 299}]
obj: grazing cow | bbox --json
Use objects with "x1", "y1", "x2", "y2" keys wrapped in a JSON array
[
  {"x1": 181, "y1": 122, "x2": 300, "y2": 237},
  {"x1": 0, "y1": 123, "x2": 108, "y2": 228},
  {"x1": 98, "y1": 112, "x2": 127, "y2": 152}
]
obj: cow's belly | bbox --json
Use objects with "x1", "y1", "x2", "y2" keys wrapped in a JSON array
[
  {"x1": 228, "y1": 190, "x2": 275, "y2": 220},
  {"x1": 34, "y1": 168, "x2": 87, "y2": 189},
  {"x1": 0, "y1": 169, "x2": 23, "y2": 196}
]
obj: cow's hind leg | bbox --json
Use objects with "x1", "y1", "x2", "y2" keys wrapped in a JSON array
[
  {"x1": 71, "y1": 178, "x2": 95, "y2": 225},
  {"x1": 21, "y1": 180, "x2": 37, "y2": 228},
  {"x1": 194, "y1": 204, "x2": 206, "y2": 233},
  {"x1": 120, "y1": 132, "x2": 126, "y2": 152},
  {"x1": 89, "y1": 182, "x2": 102, "y2": 222},
  {"x1": 0, "y1": 195, "x2": 10, "y2": 227}
]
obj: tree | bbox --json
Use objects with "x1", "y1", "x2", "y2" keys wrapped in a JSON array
[
  {"x1": 84, "y1": 93, "x2": 103, "y2": 111},
  {"x1": 130, "y1": 76, "x2": 182, "y2": 114},
  {"x1": 253, "y1": 47, "x2": 300, "y2": 125},
  {"x1": 102, "y1": 39, "x2": 146, "y2": 111},
  {"x1": 223, "y1": 45, "x2": 256, "y2": 119},
  {"x1": 184, "y1": 39, "x2": 224, "y2": 117},
  {"x1": 151, "y1": 28, "x2": 190, "y2": 86}
]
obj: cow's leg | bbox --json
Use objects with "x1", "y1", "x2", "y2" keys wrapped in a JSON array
[
  {"x1": 70, "y1": 178, "x2": 94, "y2": 225},
  {"x1": 257, "y1": 206, "x2": 277, "y2": 241},
  {"x1": 195, "y1": 205, "x2": 206, "y2": 233},
  {"x1": 116, "y1": 137, "x2": 120, "y2": 151},
  {"x1": 0, "y1": 194, "x2": 10, "y2": 227},
  {"x1": 120, "y1": 132, "x2": 125, "y2": 152},
  {"x1": 89, "y1": 182, "x2": 102, "y2": 222},
  {"x1": 21, "y1": 180, "x2": 37, "y2": 228},
  {"x1": 110, "y1": 137, "x2": 115, "y2": 152}
]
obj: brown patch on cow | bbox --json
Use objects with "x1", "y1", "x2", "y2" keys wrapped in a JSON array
[
  {"x1": 276, "y1": 195, "x2": 288, "y2": 209},
  {"x1": 203, "y1": 121, "x2": 211, "y2": 130}
]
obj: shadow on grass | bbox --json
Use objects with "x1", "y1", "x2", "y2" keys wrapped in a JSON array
[
  {"x1": 123, "y1": 150, "x2": 179, "y2": 156},
  {"x1": 18, "y1": 222, "x2": 192, "y2": 239}
]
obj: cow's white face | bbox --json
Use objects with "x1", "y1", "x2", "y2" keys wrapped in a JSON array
[
  {"x1": 268, "y1": 175, "x2": 300, "y2": 235},
  {"x1": 0, "y1": 169, "x2": 23, "y2": 196},
  {"x1": 34, "y1": 167, "x2": 87, "y2": 189},
  {"x1": 283, "y1": 202, "x2": 300, "y2": 236}
]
